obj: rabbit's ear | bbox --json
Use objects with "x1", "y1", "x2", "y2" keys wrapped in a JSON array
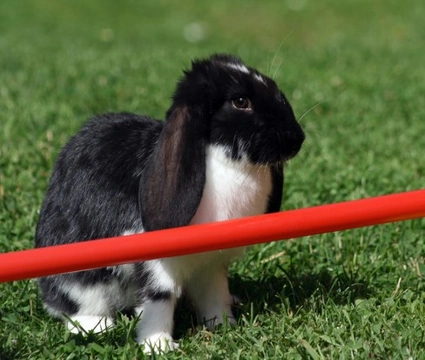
[
  {"x1": 139, "y1": 105, "x2": 206, "y2": 231},
  {"x1": 266, "y1": 164, "x2": 284, "y2": 213}
]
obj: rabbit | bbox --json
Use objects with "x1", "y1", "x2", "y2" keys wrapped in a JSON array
[{"x1": 35, "y1": 53, "x2": 305, "y2": 353}]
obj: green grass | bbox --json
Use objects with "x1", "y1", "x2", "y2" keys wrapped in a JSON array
[{"x1": 1, "y1": 0, "x2": 425, "y2": 358}]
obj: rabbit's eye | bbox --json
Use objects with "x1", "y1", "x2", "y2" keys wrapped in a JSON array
[{"x1": 232, "y1": 97, "x2": 252, "y2": 110}]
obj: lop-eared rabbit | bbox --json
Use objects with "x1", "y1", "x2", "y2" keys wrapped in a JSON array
[{"x1": 35, "y1": 54, "x2": 305, "y2": 353}]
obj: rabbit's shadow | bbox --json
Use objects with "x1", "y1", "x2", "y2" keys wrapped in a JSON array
[
  {"x1": 173, "y1": 267, "x2": 372, "y2": 338},
  {"x1": 31, "y1": 268, "x2": 372, "y2": 349}
]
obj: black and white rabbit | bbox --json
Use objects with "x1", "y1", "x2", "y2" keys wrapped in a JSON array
[{"x1": 35, "y1": 54, "x2": 305, "y2": 353}]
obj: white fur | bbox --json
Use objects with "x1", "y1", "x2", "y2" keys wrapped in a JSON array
[
  {"x1": 63, "y1": 283, "x2": 117, "y2": 334},
  {"x1": 122, "y1": 228, "x2": 144, "y2": 236},
  {"x1": 67, "y1": 315, "x2": 114, "y2": 334},
  {"x1": 136, "y1": 144, "x2": 271, "y2": 352},
  {"x1": 135, "y1": 300, "x2": 178, "y2": 353},
  {"x1": 68, "y1": 144, "x2": 273, "y2": 353},
  {"x1": 224, "y1": 61, "x2": 267, "y2": 85},
  {"x1": 144, "y1": 260, "x2": 182, "y2": 296},
  {"x1": 106, "y1": 263, "x2": 136, "y2": 279},
  {"x1": 66, "y1": 283, "x2": 114, "y2": 316},
  {"x1": 254, "y1": 73, "x2": 266, "y2": 85},
  {"x1": 148, "y1": 144, "x2": 272, "y2": 285},
  {"x1": 62, "y1": 279, "x2": 136, "y2": 330},
  {"x1": 140, "y1": 332, "x2": 179, "y2": 354},
  {"x1": 192, "y1": 144, "x2": 272, "y2": 223},
  {"x1": 183, "y1": 144, "x2": 272, "y2": 324},
  {"x1": 226, "y1": 62, "x2": 250, "y2": 74},
  {"x1": 185, "y1": 265, "x2": 236, "y2": 329}
]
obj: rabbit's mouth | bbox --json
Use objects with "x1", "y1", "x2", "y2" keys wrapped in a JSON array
[
  {"x1": 237, "y1": 130, "x2": 305, "y2": 166},
  {"x1": 281, "y1": 133, "x2": 305, "y2": 161}
]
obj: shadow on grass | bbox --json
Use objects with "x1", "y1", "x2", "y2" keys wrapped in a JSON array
[
  {"x1": 12, "y1": 268, "x2": 372, "y2": 352},
  {"x1": 232, "y1": 267, "x2": 372, "y2": 311},
  {"x1": 174, "y1": 267, "x2": 373, "y2": 339}
]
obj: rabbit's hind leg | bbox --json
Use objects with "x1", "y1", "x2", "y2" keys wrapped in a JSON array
[{"x1": 39, "y1": 269, "x2": 135, "y2": 335}]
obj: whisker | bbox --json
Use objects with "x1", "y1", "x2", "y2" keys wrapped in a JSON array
[
  {"x1": 266, "y1": 55, "x2": 271, "y2": 78},
  {"x1": 269, "y1": 30, "x2": 294, "y2": 78},
  {"x1": 297, "y1": 101, "x2": 325, "y2": 123},
  {"x1": 272, "y1": 59, "x2": 284, "y2": 80}
]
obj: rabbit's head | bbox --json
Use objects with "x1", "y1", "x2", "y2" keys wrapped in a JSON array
[
  {"x1": 169, "y1": 53, "x2": 305, "y2": 164},
  {"x1": 140, "y1": 54, "x2": 304, "y2": 231}
]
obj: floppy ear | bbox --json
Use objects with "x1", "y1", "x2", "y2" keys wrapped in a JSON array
[
  {"x1": 139, "y1": 105, "x2": 207, "y2": 231},
  {"x1": 266, "y1": 164, "x2": 284, "y2": 213}
]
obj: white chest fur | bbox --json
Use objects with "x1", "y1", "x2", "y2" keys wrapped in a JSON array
[
  {"x1": 163, "y1": 144, "x2": 273, "y2": 281},
  {"x1": 191, "y1": 145, "x2": 273, "y2": 224},
  {"x1": 120, "y1": 145, "x2": 274, "y2": 283}
]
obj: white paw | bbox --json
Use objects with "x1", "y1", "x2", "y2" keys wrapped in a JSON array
[
  {"x1": 66, "y1": 315, "x2": 114, "y2": 334},
  {"x1": 139, "y1": 332, "x2": 179, "y2": 354},
  {"x1": 232, "y1": 294, "x2": 242, "y2": 306}
]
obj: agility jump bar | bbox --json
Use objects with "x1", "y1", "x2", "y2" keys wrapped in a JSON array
[{"x1": 1, "y1": 189, "x2": 424, "y2": 283}]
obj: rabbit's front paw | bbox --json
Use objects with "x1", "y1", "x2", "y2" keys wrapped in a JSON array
[
  {"x1": 67, "y1": 315, "x2": 114, "y2": 334},
  {"x1": 139, "y1": 332, "x2": 179, "y2": 354}
]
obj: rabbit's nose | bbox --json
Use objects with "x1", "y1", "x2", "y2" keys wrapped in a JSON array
[{"x1": 284, "y1": 130, "x2": 305, "y2": 159}]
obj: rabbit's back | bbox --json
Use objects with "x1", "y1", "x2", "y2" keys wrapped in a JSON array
[{"x1": 35, "y1": 113, "x2": 162, "y2": 248}]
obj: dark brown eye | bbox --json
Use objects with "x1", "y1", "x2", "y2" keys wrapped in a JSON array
[{"x1": 232, "y1": 97, "x2": 252, "y2": 110}]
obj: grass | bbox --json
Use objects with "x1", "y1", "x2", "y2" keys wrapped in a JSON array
[{"x1": 1, "y1": 0, "x2": 425, "y2": 358}]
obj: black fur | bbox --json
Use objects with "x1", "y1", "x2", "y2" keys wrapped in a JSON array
[
  {"x1": 36, "y1": 112, "x2": 161, "y2": 247},
  {"x1": 139, "y1": 106, "x2": 207, "y2": 231},
  {"x1": 267, "y1": 164, "x2": 284, "y2": 213},
  {"x1": 35, "y1": 53, "x2": 304, "y2": 330},
  {"x1": 38, "y1": 277, "x2": 80, "y2": 314}
]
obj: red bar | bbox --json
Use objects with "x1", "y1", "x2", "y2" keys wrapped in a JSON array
[{"x1": 1, "y1": 190, "x2": 424, "y2": 282}]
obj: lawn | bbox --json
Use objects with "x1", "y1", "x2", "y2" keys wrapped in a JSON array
[{"x1": 1, "y1": 0, "x2": 425, "y2": 358}]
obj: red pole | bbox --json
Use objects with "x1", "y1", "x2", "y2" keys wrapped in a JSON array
[{"x1": 1, "y1": 189, "x2": 424, "y2": 283}]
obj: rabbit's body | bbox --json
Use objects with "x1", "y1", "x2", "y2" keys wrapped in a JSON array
[{"x1": 36, "y1": 54, "x2": 305, "y2": 353}]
